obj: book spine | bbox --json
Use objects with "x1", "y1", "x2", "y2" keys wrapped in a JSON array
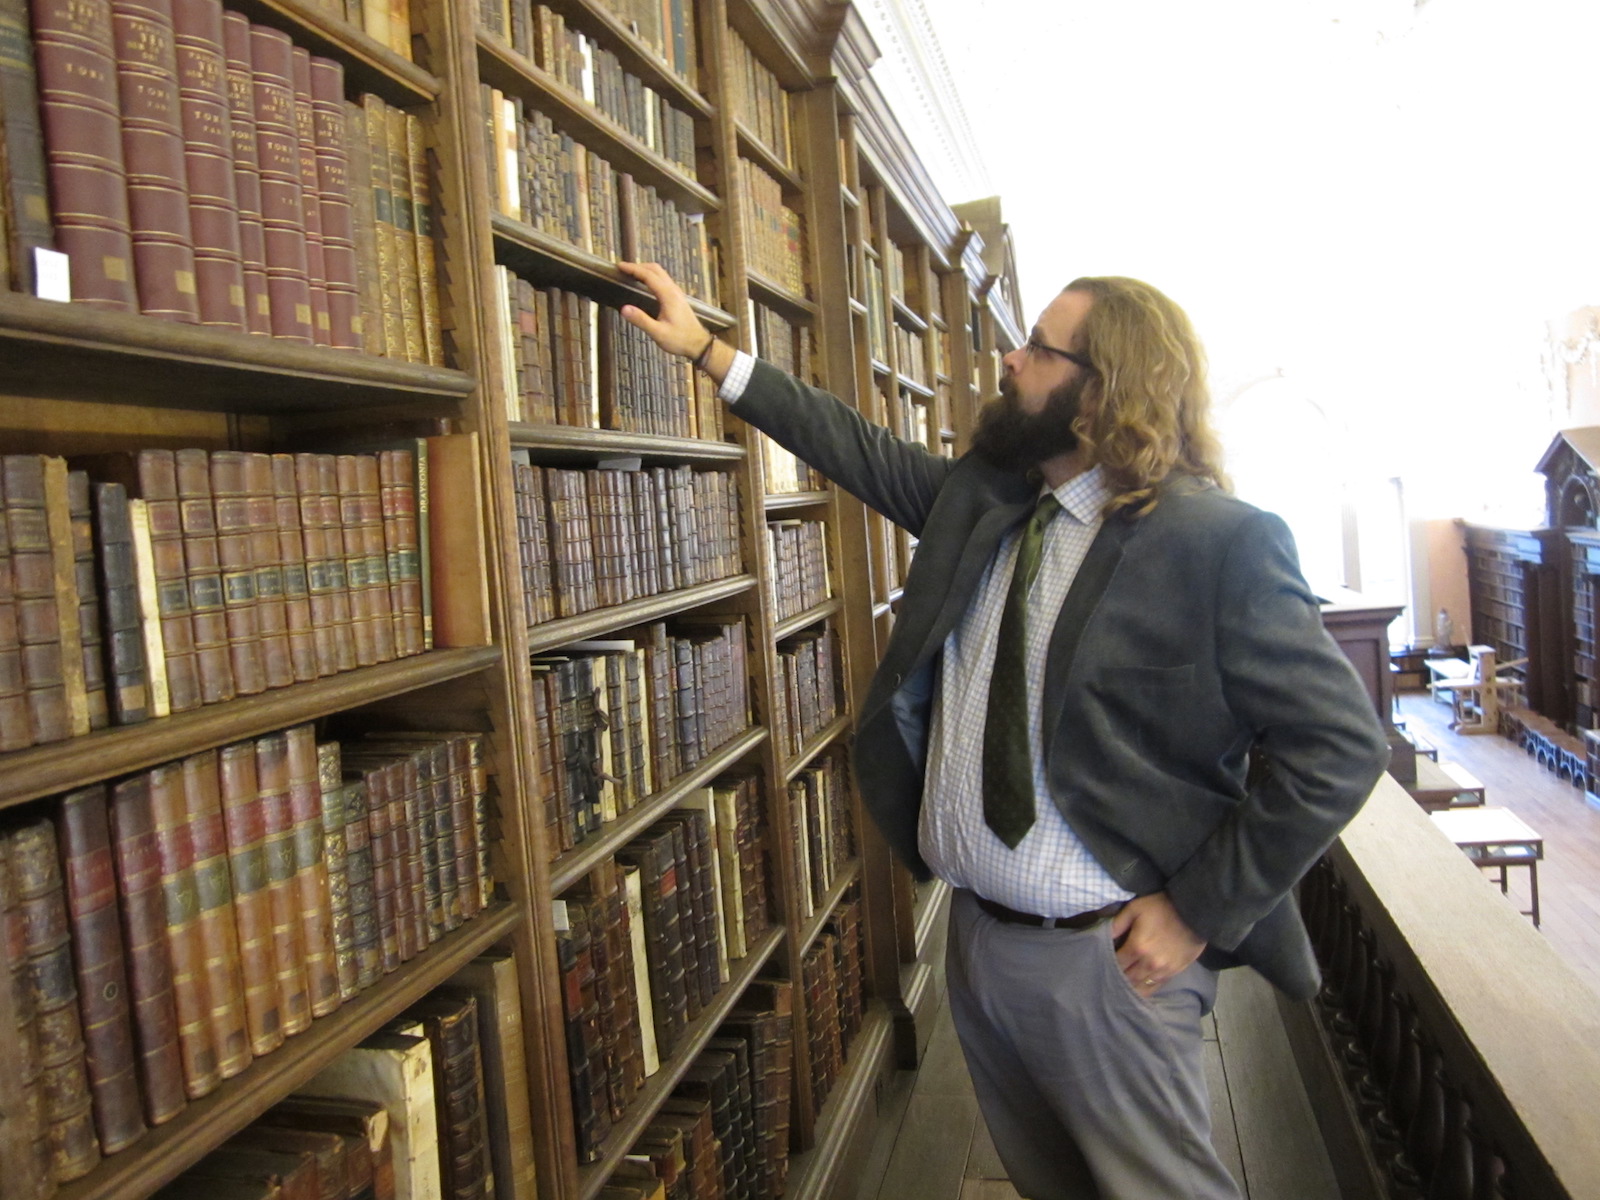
[
  {"x1": 172, "y1": 448, "x2": 234, "y2": 704},
  {"x1": 0, "y1": 476, "x2": 29, "y2": 752},
  {"x1": 3, "y1": 455, "x2": 70, "y2": 744},
  {"x1": 286, "y1": 724, "x2": 339, "y2": 1018},
  {"x1": 0, "y1": 832, "x2": 56, "y2": 1197},
  {"x1": 335, "y1": 454, "x2": 379, "y2": 668},
  {"x1": 344, "y1": 97, "x2": 384, "y2": 355},
  {"x1": 404, "y1": 109, "x2": 444, "y2": 366},
  {"x1": 316, "y1": 741, "x2": 359, "y2": 1003},
  {"x1": 255, "y1": 731, "x2": 311, "y2": 1036},
  {"x1": 355, "y1": 454, "x2": 396, "y2": 663},
  {"x1": 170, "y1": 0, "x2": 246, "y2": 330},
  {"x1": 341, "y1": 781, "x2": 383, "y2": 990},
  {"x1": 355, "y1": 764, "x2": 402, "y2": 973},
  {"x1": 413, "y1": 997, "x2": 493, "y2": 1200},
  {"x1": 39, "y1": 459, "x2": 89, "y2": 739},
  {"x1": 289, "y1": 45, "x2": 331, "y2": 345},
  {"x1": 248, "y1": 22, "x2": 313, "y2": 342},
  {"x1": 363, "y1": 93, "x2": 405, "y2": 359},
  {"x1": 66, "y1": 471, "x2": 108, "y2": 732},
  {"x1": 384, "y1": 103, "x2": 425, "y2": 363},
  {"x1": 216, "y1": 741, "x2": 283, "y2": 1056},
  {"x1": 109, "y1": 0, "x2": 201, "y2": 321},
  {"x1": 309, "y1": 55, "x2": 360, "y2": 349},
  {"x1": 91, "y1": 482, "x2": 150, "y2": 726},
  {"x1": 219, "y1": 10, "x2": 271, "y2": 333},
  {"x1": 133, "y1": 450, "x2": 199, "y2": 713},
  {"x1": 105, "y1": 775, "x2": 186, "y2": 1125},
  {"x1": 244, "y1": 452, "x2": 293, "y2": 689},
  {"x1": 0, "y1": 0, "x2": 56, "y2": 293},
  {"x1": 270, "y1": 453, "x2": 319, "y2": 682},
  {"x1": 55, "y1": 786, "x2": 146, "y2": 1155},
  {"x1": 208, "y1": 449, "x2": 266, "y2": 697},
  {"x1": 28, "y1": 0, "x2": 138, "y2": 309}
]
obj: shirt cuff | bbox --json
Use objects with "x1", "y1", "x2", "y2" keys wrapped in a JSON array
[{"x1": 717, "y1": 350, "x2": 755, "y2": 403}]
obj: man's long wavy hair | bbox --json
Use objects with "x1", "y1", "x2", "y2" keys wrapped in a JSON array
[{"x1": 1064, "y1": 276, "x2": 1230, "y2": 517}]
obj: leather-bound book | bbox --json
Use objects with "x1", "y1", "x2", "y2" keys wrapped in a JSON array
[
  {"x1": 408, "y1": 995, "x2": 492, "y2": 1200},
  {"x1": 344, "y1": 758, "x2": 402, "y2": 972},
  {"x1": 308, "y1": 56, "x2": 359, "y2": 350},
  {"x1": 105, "y1": 774, "x2": 186, "y2": 1125},
  {"x1": 0, "y1": 480, "x2": 30, "y2": 752},
  {"x1": 255, "y1": 732, "x2": 311, "y2": 1037},
  {"x1": 295, "y1": 453, "x2": 356, "y2": 676},
  {"x1": 218, "y1": 740, "x2": 285, "y2": 1056},
  {"x1": 555, "y1": 898, "x2": 608, "y2": 1161},
  {"x1": 285, "y1": 725, "x2": 338, "y2": 1018},
  {"x1": 288, "y1": 46, "x2": 330, "y2": 346},
  {"x1": 0, "y1": 830, "x2": 57, "y2": 1198},
  {"x1": 377, "y1": 448, "x2": 423, "y2": 657},
  {"x1": 333, "y1": 455, "x2": 381, "y2": 668},
  {"x1": 243, "y1": 453, "x2": 293, "y2": 689},
  {"x1": 354, "y1": 453, "x2": 397, "y2": 663},
  {"x1": 382, "y1": 104, "x2": 424, "y2": 363},
  {"x1": 271, "y1": 454, "x2": 318, "y2": 682},
  {"x1": 10, "y1": 817, "x2": 102, "y2": 1183},
  {"x1": 123, "y1": 451, "x2": 198, "y2": 712},
  {"x1": 56, "y1": 786, "x2": 146, "y2": 1155},
  {"x1": 265, "y1": 1095, "x2": 389, "y2": 1200},
  {"x1": 146, "y1": 760, "x2": 223, "y2": 1097},
  {"x1": 65, "y1": 470, "x2": 108, "y2": 732},
  {"x1": 28, "y1": 0, "x2": 137, "y2": 309},
  {"x1": 184, "y1": 1144, "x2": 320, "y2": 1200},
  {"x1": 360, "y1": 736, "x2": 446, "y2": 943},
  {"x1": 615, "y1": 828, "x2": 686, "y2": 1058},
  {"x1": 220, "y1": 10, "x2": 270, "y2": 334},
  {"x1": 247, "y1": 22, "x2": 313, "y2": 343},
  {"x1": 210, "y1": 450, "x2": 266, "y2": 697},
  {"x1": 403, "y1": 110, "x2": 443, "y2": 366},
  {"x1": 91, "y1": 482, "x2": 151, "y2": 726},
  {"x1": 315, "y1": 741, "x2": 359, "y2": 1003},
  {"x1": 151, "y1": 1171, "x2": 288, "y2": 1199},
  {"x1": 444, "y1": 956, "x2": 539, "y2": 1200},
  {"x1": 339, "y1": 777, "x2": 383, "y2": 991},
  {"x1": 228, "y1": 1124, "x2": 348, "y2": 1200},
  {"x1": 170, "y1": 0, "x2": 244, "y2": 329},
  {"x1": 6, "y1": 455, "x2": 85, "y2": 743},
  {"x1": 361, "y1": 94, "x2": 404, "y2": 359},
  {"x1": 343, "y1": 98, "x2": 383, "y2": 356},
  {"x1": 174, "y1": 447, "x2": 235, "y2": 704},
  {"x1": 0, "y1": 0, "x2": 56, "y2": 294},
  {"x1": 673, "y1": 1053, "x2": 742, "y2": 1200},
  {"x1": 109, "y1": 0, "x2": 201, "y2": 321}
]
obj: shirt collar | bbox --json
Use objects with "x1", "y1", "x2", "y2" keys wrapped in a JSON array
[{"x1": 1047, "y1": 465, "x2": 1110, "y2": 526}]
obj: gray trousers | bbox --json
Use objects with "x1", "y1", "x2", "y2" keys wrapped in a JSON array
[{"x1": 946, "y1": 888, "x2": 1241, "y2": 1200}]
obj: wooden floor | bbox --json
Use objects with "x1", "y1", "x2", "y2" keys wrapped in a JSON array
[{"x1": 849, "y1": 690, "x2": 1600, "y2": 1200}]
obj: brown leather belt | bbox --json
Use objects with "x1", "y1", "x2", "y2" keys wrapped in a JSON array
[{"x1": 975, "y1": 895, "x2": 1124, "y2": 930}]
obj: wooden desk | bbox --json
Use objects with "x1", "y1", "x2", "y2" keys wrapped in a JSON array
[
  {"x1": 1430, "y1": 806, "x2": 1544, "y2": 925},
  {"x1": 1405, "y1": 757, "x2": 1486, "y2": 811}
]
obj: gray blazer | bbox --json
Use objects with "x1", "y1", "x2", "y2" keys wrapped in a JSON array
[{"x1": 732, "y1": 360, "x2": 1389, "y2": 997}]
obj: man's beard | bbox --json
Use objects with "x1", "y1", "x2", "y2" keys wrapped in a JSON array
[{"x1": 969, "y1": 374, "x2": 1086, "y2": 473}]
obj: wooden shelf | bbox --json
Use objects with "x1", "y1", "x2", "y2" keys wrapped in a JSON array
[
  {"x1": 782, "y1": 713, "x2": 852, "y2": 782},
  {"x1": 0, "y1": 646, "x2": 503, "y2": 811},
  {"x1": 840, "y1": 186, "x2": 861, "y2": 210},
  {"x1": 847, "y1": 297, "x2": 869, "y2": 317},
  {"x1": 795, "y1": 858, "x2": 863, "y2": 957},
  {"x1": 55, "y1": 902, "x2": 522, "y2": 1200},
  {"x1": 574, "y1": 925, "x2": 787, "y2": 1200},
  {"x1": 228, "y1": 0, "x2": 440, "y2": 104},
  {"x1": 734, "y1": 121, "x2": 802, "y2": 191},
  {"x1": 566, "y1": 0, "x2": 713, "y2": 116},
  {"x1": 525, "y1": 576, "x2": 758, "y2": 655},
  {"x1": 549, "y1": 726, "x2": 768, "y2": 892},
  {"x1": 746, "y1": 270, "x2": 816, "y2": 318},
  {"x1": 897, "y1": 375, "x2": 935, "y2": 400},
  {"x1": 773, "y1": 598, "x2": 841, "y2": 642},
  {"x1": 783, "y1": 1006, "x2": 894, "y2": 1194},
  {"x1": 765, "y1": 489, "x2": 831, "y2": 512},
  {"x1": 869, "y1": 359, "x2": 891, "y2": 379},
  {"x1": 891, "y1": 297, "x2": 927, "y2": 333},
  {"x1": 492, "y1": 214, "x2": 736, "y2": 330},
  {"x1": 510, "y1": 422, "x2": 746, "y2": 465},
  {"x1": 0, "y1": 291, "x2": 474, "y2": 412},
  {"x1": 477, "y1": 32, "x2": 718, "y2": 214}
]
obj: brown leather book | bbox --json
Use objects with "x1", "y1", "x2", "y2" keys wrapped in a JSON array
[
  {"x1": 309, "y1": 56, "x2": 359, "y2": 351},
  {"x1": 0, "y1": 832, "x2": 56, "y2": 1198},
  {"x1": 445, "y1": 956, "x2": 539, "y2": 1200},
  {"x1": 408, "y1": 994, "x2": 492, "y2": 1200},
  {"x1": 353, "y1": 453, "x2": 396, "y2": 663},
  {"x1": 180, "y1": 750, "x2": 251, "y2": 1079},
  {"x1": 315, "y1": 742, "x2": 358, "y2": 1004},
  {"x1": 360, "y1": 93, "x2": 404, "y2": 359},
  {"x1": 342, "y1": 748, "x2": 423, "y2": 957},
  {"x1": 0, "y1": 0, "x2": 56, "y2": 294},
  {"x1": 170, "y1": 0, "x2": 244, "y2": 329},
  {"x1": 3, "y1": 455, "x2": 71, "y2": 744},
  {"x1": 124, "y1": 450, "x2": 202, "y2": 712},
  {"x1": 243, "y1": 452, "x2": 293, "y2": 689},
  {"x1": 174, "y1": 447, "x2": 235, "y2": 704},
  {"x1": 338, "y1": 778, "x2": 382, "y2": 990},
  {"x1": 403, "y1": 110, "x2": 444, "y2": 367},
  {"x1": 106, "y1": 774, "x2": 187, "y2": 1125},
  {"x1": 110, "y1": 0, "x2": 201, "y2": 321},
  {"x1": 0, "y1": 476, "x2": 30, "y2": 752},
  {"x1": 295, "y1": 453, "x2": 356, "y2": 676},
  {"x1": 343, "y1": 97, "x2": 383, "y2": 356},
  {"x1": 220, "y1": 10, "x2": 271, "y2": 334},
  {"x1": 146, "y1": 760, "x2": 223, "y2": 1097},
  {"x1": 425, "y1": 434, "x2": 491, "y2": 648},
  {"x1": 333, "y1": 454, "x2": 378, "y2": 669},
  {"x1": 263, "y1": 1095, "x2": 390, "y2": 1200},
  {"x1": 29, "y1": 0, "x2": 137, "y2": 309},
  {"x1": 377, "y1": 448, "x2": 423, "y2": 657},
  {"x1": 91, "y1": 481, "x2": 151, "y2": 726},
  {"x1": 9, "y1": 816, "x2": 102, "y2": 1183},
  {"x1": 344, "y1": 758, "x2": 401, "y2": 973},
  {"x1": 67, "y1": 470, "x2": 109, "y2": 732},
  {"x1": 289, "y1": 46, "x2": 330, "y2": 346},
  {"x1": 218, "y1": 741, "x2": 284, "y2": 1056},
  {"x1": 186, "y1": 1144, "x2": 320, "y2": 1200},
  {"x1": 228, "y1": 1124, "x2": 348, "y2": 1200},
  {"x1": 210, "y1": 450, "x2": 266, "y2": 697},
  {"x1": 285, "y1": 724, "x2": 338, "y2": 1018},
  {"x1": 41, "y1": 458, "x2": 91, "y2": 739},
  {"x1": 271, "y1": 453, "x2": 318, "y2": 683},
  {"x1": 248, "y1": 22, "x2": 313, "y2": 342},
  {"x1": 382, "y1": 102, "x2": 424, "y2": 362},
  {"x1": 254, "y1": 732, "x2": 311, "y2": 1037}
]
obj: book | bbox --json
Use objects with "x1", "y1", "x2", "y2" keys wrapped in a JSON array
[
  {"x1": 174, "y1": 446, "x2": 235, "y2": 705},
  {"x1": 426, "y1": 433, "x2": 491, "y2": 648},
  {"x1": 0, "y1": 830, "x2": 55, "y2": 1198},
  {"x1": 4, "y1": 455, "x2": 71, "y2": 744},
  {"x1": 255, "y1": 732, "x2": 313, "y2": 1035},
  {"x1": 210, "y1": 450, "x2": 267, "y2": 697},
  {"x1": 263, "y1": 1094, "x2": 392, "y2": 1200},
  {"x1": 219, "y1": 9, "x2": 271, "y2": 334},
  {"x1": 249, "y1": 21, "x2": 314, "y2": 343},
  {"x1": 408, "y1": 994, "x2": 495, "y2": 1199},
  {"x1": 444, "y1": 955, "x2": 539, "y2": 1200},
  {"x1": 0, "y1": 0, "x2": 54, "y2": 294},
  {"x1": 0, "y1": 472, "x2": 28, "y2": 751},
  {"x1": 66, "y1": 470, "x2": 108, "y2": 731},
  {"x1": 90, "y1": 481, "x2": 151, "y2": 726},
  {"x1": 244, "y1": 453, "x2": 294, "y2": 690},
  {"x1": 289, "y1": 46, "x2": 331, "y2": 347},
  {"x1": 217, "y1": 740, "x2": 285, "y2": 1056}
]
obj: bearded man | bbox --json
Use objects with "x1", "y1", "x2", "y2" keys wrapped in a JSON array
[{"x1": 619, "y1": 261, "x2": 1387, "y2": 1200}]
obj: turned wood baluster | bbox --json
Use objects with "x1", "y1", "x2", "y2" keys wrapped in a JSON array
[
  {"x1": 1471, "y1": 1135, "x2": 1507, "y2": 1200},
  {"x1": 1396, "y1": 1049, "x2": 1447, "y2": 1190},
  {"x1": 1365, "y1": 970, "x2": 1405, "y2": 1138},
  {"x1": 1427, "y1": 1087, "x2": 1473, "y2": 1200},
  {"x1": 1383, "y1": 1009, "x2": 1424, "y2": 1164},
  {"x1": 1319, "y1": 901, "x2": 1356, "y2": 1024}
]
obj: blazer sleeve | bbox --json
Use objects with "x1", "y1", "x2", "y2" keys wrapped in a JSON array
[
  {"x1": 729, "y1": 358, "x2": 957, "y2": 536},
  {"x1": 1163, "y1": 510, "x2": 1390, "y2": 952}
]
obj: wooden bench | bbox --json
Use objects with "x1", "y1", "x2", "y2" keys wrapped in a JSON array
[
  {"x1": 1404, "y1": 757, "x2": 1486, "y2": 812},
  {"x1": 1430, "y1": 806, "x2": 1544, "y2": 925}
]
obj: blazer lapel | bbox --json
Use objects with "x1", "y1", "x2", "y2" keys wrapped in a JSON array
[{"x1": 1041, "y1": 514, "x2": 1133, "y2": 723}]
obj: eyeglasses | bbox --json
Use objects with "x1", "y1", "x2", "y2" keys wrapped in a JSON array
[{"x1": 1023, "y1": 332, "x2": 1093, "y2": 371}]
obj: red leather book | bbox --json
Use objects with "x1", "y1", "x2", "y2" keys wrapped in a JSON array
[
  {"x1": 242, "y1": 453, "x2": 292, "y2": 689},
  {"x1": 178, "y1": 750, "x2": 250, "y2": 1079},
  {"x1": 175, "y1": 447, "x2": 235, "y2": 704},
  {"x1": 284, "y1": 724, "x2": 338, "y2": 1018},
  {"x1": 56, "y1": 785, "x2": 147, "y2": 1155},
  {"x1": 28, "y1": 0, "x2": 137, "y2": 309},
  {"x1": 345, "y1": 759, "x2": 401, "y2": 973},
  {"x1": 0, "y1": 0, "x2": 57, "y2": 294},
  {"x1": 106, "y1": 774, "x2": 187, "y2": 1125},
  {"x1": 294, "y1": 453, "x2": 356, "y2": 676},
  {"x1": 109, "y1": 0, "x2": 200, "y2": 321},
  {"x1": 0, "y1": 832, "x2": 56, "y2": 1198},
  {"x1": 254, "y1": 731, "x2": 311, "y2": 1037},
  {"x1": 171, "y1": 0, "x2": 246, "y2": 330},
  {"x1": 289, "y1": 46, "x2": 330, "y2": 346},
  {"x1": 308, "y1": 56, "x2": 358, "y2": 350},
  {"x1": 217, "y1": 741, "x2": 284, "y2": 1057},
  {"x1": 210, "y1": 450, "x2": 266, "y2": 697},
  {"x1": 247, "y1": 23, "x2": 313, "y2": 343},
  {"x1": 270, "y1": 454, "x2": 318, "y2": 683},
  {"x1": 220, "y1": 10, "x2": 270, "y2": 334}
]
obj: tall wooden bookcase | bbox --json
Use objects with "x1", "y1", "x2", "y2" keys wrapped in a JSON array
[{"x1": 0, "y1": 0, "x2": 1028, "y2": 1197}]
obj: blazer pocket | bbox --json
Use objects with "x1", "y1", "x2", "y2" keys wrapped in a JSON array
[{"x1": 1094, "y1": 664, "x2": 1196, "y2": 691}]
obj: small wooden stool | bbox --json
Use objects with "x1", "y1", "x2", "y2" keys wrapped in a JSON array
[{"x1": 1430, "y1": 806, "x2": 1544, "y2": 925}]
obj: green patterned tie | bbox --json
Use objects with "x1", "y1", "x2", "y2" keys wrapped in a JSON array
[{"x1": 983, "y1": 492, "x2": 1061, "y2": 848}]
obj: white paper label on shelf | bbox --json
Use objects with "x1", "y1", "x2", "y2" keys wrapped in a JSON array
[
  {"x1": 551, "y1": 899, "x2": 570, "y2": 931},
  {"x1": 34, "y1": 249, "x2": 70, "y2": 302}
]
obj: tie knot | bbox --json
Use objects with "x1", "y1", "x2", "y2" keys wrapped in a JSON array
[{"x1": 1033, "y1": 492, "x2": 1061, "y2": 524}]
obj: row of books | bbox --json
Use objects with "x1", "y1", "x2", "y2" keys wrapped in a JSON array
[
  {"x1": 862, "y1": 253, "x2": 888, "y2": 363},
  {"x1": 0, "y1": 727, "x2": 493, "y2": 1189},
  {"x1": 727, "y1": 32, "x2": 792, "y2": 168},
  {"x1": 512, "y1": 4, "x2": 699, "y2": 175},
  {"x1": 735, "y1": 158, "x2": 804, "y2": 296},
  {"x1": 494, "y1": 271, "x2": 721, "y2": 436},
  {"x1": 802, "y1": 897, "x2": 865, "y2": 1121},
  {"x1": 303, "y1": 0, "x2": 417, "y2": 61},
  {"x1": 789, "y1": 754, "x2": 854, "y2": 918},
  {"x1": 531, "y1": 621, "x2": 753, "y2": 854},
  {"x1": 605, "y1": 981, "x2": 793, "y2": 1200},
  {"x1": 766, "y1": 519, "x2": 830, "y2": 625},
  {"x1": 885, "y1": 241, "x2": 909, "y2": 310},
  {"x1": 898, "y1": 396, "x2": 931, "y2": 449},
  {"x1": 0, "y1": 445, "x2": 445, "y2": 752},
  {"x1": 747, "y1": 299, "x2": 823, "y2": 494},
  {"x1": 895, "y1": 324, "x2": 929, "y2": 387},
  {"x1": 772, "y1": 628, "x2": 840, "y2": 762},
  {"x1": 589, "y1": 0, "x2": 699, "y2": 89},
  {"x1": 3, "y1": 2, "x2": 442, "y2": 361},
  {"x1": 510, "y1": 461, "x2": 742, "y2": 625}
]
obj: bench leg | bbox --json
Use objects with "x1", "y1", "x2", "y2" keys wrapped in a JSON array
[{"x1": 1529, "y1": 862, "x2": 1540, "y2": 927}]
